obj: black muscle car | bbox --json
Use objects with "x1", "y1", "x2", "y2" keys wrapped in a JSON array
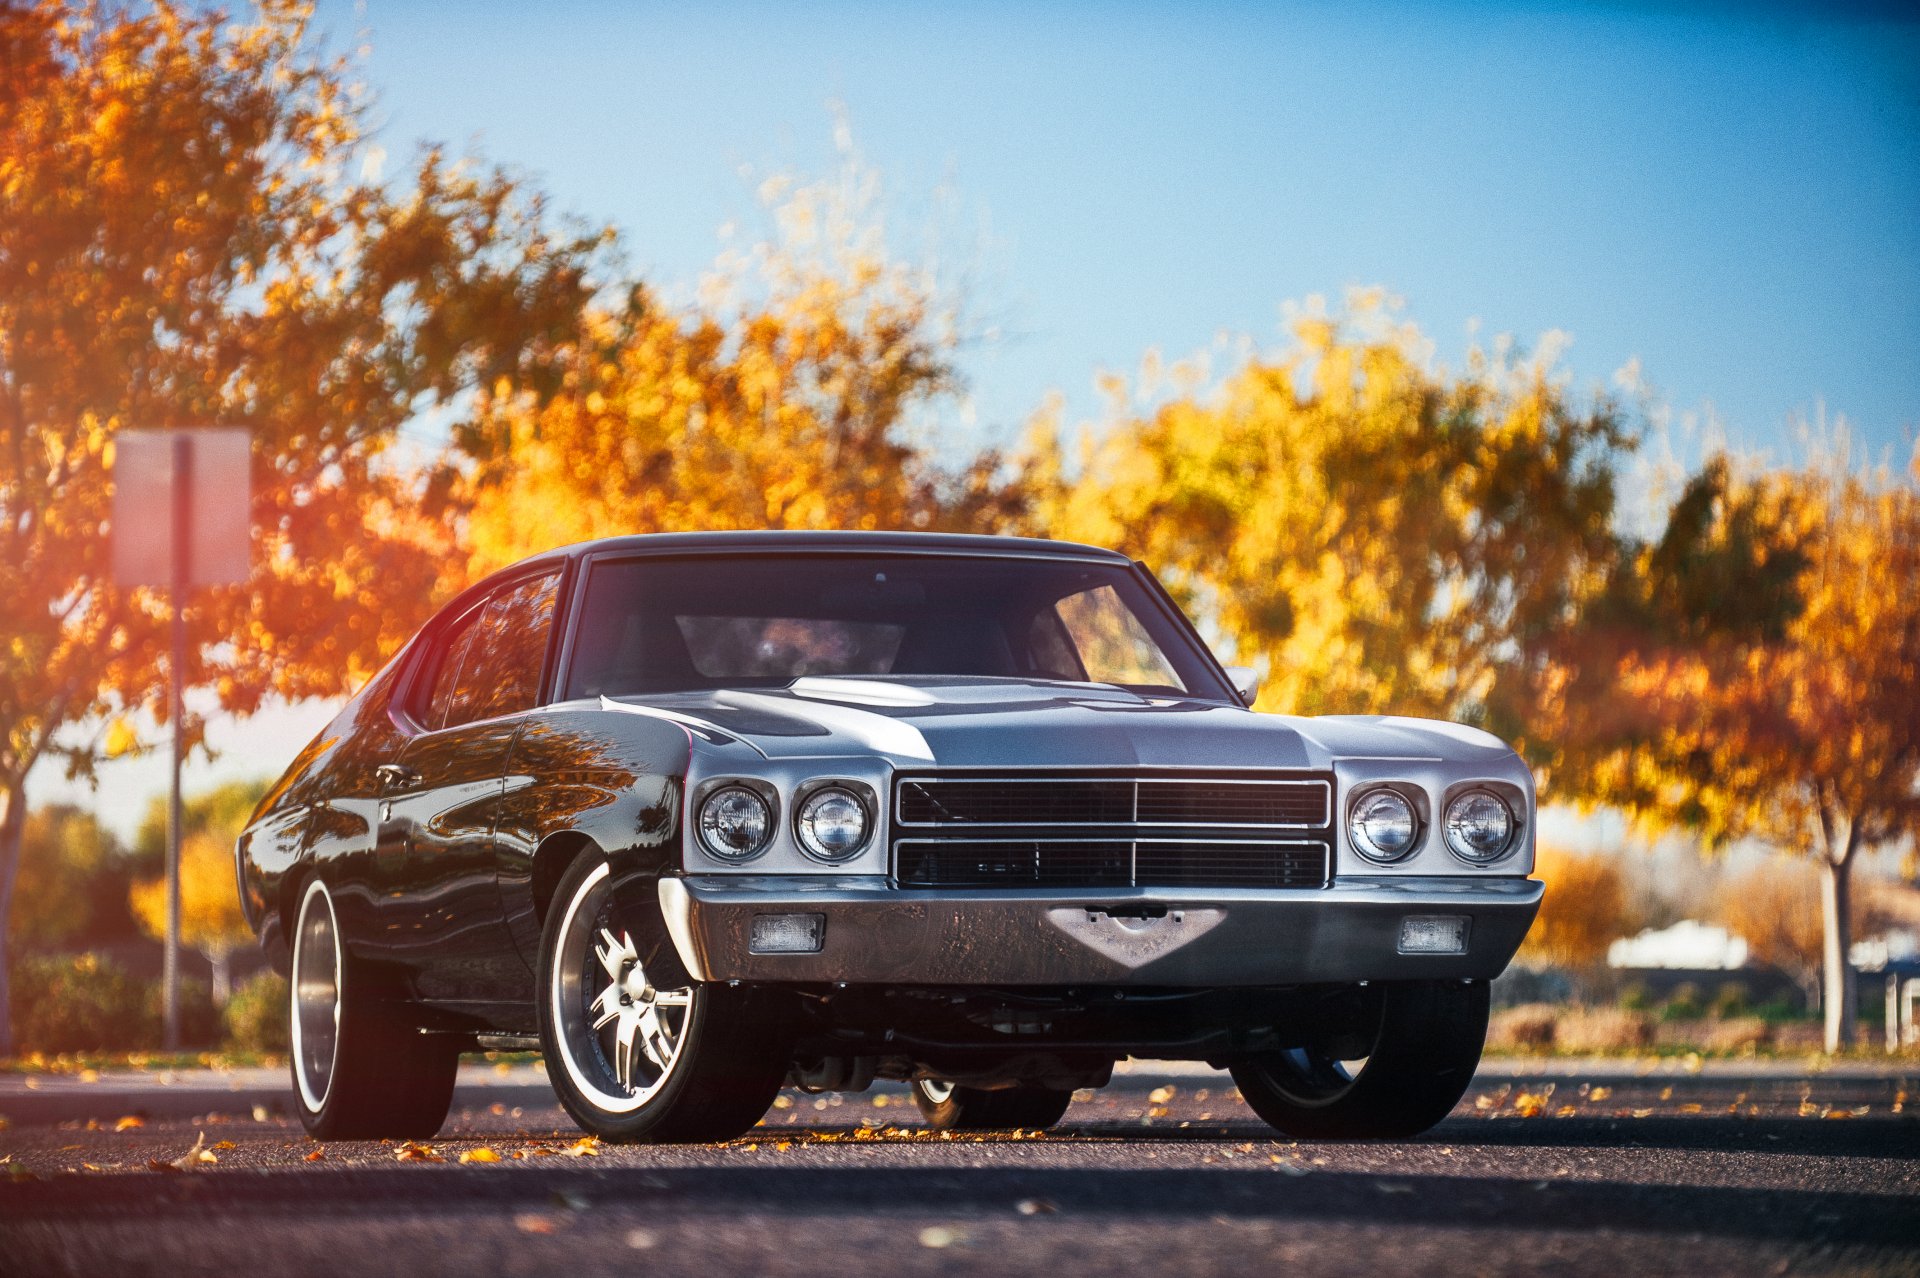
[{"x1": 237, "y1": 531, "x2": 1542, "y2": 1142}]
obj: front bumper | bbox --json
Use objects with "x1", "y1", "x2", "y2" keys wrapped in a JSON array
[{"x1": 658, "y1": 874, "x2": 1543, "y2": 986}]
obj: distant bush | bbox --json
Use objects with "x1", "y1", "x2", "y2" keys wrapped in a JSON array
[
  {"x1": 1554, "y1": 1007, "x2": 1655, "y2": 1053},
  {"x1": 144, "y1": 975, "x2": 220, "y2": 1049},
  {"x1": 1487, "y1": 1004, "x2": 1559, "y2": 1052},
  {"x1": 1711, "y1": 982, "x2": 1750, "y2": 1019},
  {"x1": 1661, "y1": 982, "x2": 1705, "y2": 1021},
  {"x1": 1699, "y1": 1016, "x2": 1771, "y2": 1054},
  {"x1": 9, "y1": 952, "x2": 159, "y2": 1053},
  {"x1": 222, "y1": 971, "x2": 289, "y2": 1054},
  {"x1": 1618, "y1": 981, "x2": 1655, "y2": 1011}
]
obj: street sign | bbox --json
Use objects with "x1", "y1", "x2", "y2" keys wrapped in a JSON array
[
  {"x1": 111, "y1": 429, "x2": 251, "y2": 588},
  {"x1": 110, "y1": 428, "x2": 252, "y2": 1050}
]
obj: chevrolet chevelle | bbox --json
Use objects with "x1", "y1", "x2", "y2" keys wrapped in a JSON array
[{"x1": 237, "y1": 531, "x2": 1542, "y2": 1143}]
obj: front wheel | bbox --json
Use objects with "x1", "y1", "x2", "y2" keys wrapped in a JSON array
[
  {"x1": 912, "y1": 1079, "x2": 1074, "y2": 1131},
  {"x1": 538, "y1": 853, "x2": 789, "y2": 1143},
  {"x1": 1230, "y1": 979, "x2": 1489, "y2": 1140}
]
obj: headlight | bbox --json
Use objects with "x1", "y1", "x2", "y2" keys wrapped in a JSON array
[
  {"x1": 1443, "y1": 789, "x2": 1515, "y2": 863},
  {"x1": 794, "y1": 786, "x2": 871, "y2": 863},
  {"x1": 697, "y1": 785, "x2": 774, "y2": 862},
  {"x1": 1350, "y1": 787, "x2": 1420, "y2": 862}
]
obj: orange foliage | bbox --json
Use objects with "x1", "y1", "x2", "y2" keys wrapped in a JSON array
[{"x1": 1518, "y1": 844, "x2": 1630, "y2": 970}]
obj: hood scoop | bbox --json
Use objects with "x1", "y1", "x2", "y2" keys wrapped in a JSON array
[{"x1": 788, "y1": 677, "x2": 939, "y2": 708}]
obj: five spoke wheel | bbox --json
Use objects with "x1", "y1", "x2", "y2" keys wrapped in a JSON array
[{"x1": 537, "y1": 850, "x2": 791, "y2": 1142}]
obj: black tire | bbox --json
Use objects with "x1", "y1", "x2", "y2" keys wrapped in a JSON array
[
  {"x1": 538, "y1": 851, "x2": 789, "y2": 1143},
  {"x1": 912, "y1": 1079, "x2": 1075, "y2": 1131},
  {"x1": 1229, "y1": 979, "x2": 1488, "y2": 1140},
  {"x1": 289, "y1": 878, "x2": 458, "y2": 1140}
]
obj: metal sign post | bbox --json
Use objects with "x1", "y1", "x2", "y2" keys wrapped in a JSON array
[{"x1": 112, "y1": 429, "x2": 250, "y2": 1050}]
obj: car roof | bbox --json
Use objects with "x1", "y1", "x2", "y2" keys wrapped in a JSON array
[
  {"x1": 514, "y1": 529, "x2": 1131, "y2": 573},
  {"x1": 446, "y1": 530, "x2": 1134, "y2": 619}
]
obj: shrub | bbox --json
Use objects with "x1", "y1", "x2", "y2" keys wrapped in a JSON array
[
  {"x1": 1487, "y1": 1004, "x2": 1559, "y2": 1052},
  {"x1": 1554, "y1": 1006, "x2": 1655, "y2": 1053},
  {"x1": 1618, "y1": 981, "x2": 1655, "y2": 1011},
  {"x1": 144, "y1": 975, "x2": 221, "y2": 1049},
  {"x1": 222, "y1": 971, "x2": 290, "y2": 1054},
  {"x1": 1699, "y1": 1016, "x2": 1771, "y2": 1054},
  {"x1": 1711, "y1": 982, "x2": 1750, "y2": 1019},
  {"x1": 1662, "y1": 982, "x2": 1705, "y2": 1022},
  {"x1": 9, "y1": 952, "x2": 159, "y2": 1053}
]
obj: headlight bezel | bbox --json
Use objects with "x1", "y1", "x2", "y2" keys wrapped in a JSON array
[
  {"x1": 1442, "y1": 786, "x2": 1517, "y2": 865},
  {"x1": 1347, "y1": 784, "x2": 1425, "y2": 864},
  {"x1": 694, "y1": 779, "x2": 778, "y2": 863},
  {"x1": 792, "y1": 780, "x2": 876, "y2": 864}
]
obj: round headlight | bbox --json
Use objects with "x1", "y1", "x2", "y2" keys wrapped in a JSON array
[
  {"x1": 795, "y1": 786, "x2": 871, "y2": 863},
  {"x1": 1350, "y1": 788, "x2": 1420, "y2": 862},
  {"x1": 697, "y1": 785, "x2": 774, "y2": 862},
  {"x1": 1443, "y1": 789, "x2": 1515, "y2": 863}
]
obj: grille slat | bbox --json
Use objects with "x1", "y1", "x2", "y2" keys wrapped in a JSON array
[{"x1": 891, "y1": 771, "x2": 1335, "y2": 890}]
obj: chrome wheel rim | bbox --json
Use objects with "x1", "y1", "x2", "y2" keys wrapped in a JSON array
[
  {"x1": 550, "y1": 861, "x2": 695, "y2": 1113},
  {"x1": 917, "y1": 1079, "x2": 955, "y2": 1105},
  {"x1": 291, "y1": 879, "x2": 342, "y2": 1115}
]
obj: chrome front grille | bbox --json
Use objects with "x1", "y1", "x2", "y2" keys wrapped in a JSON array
[{"x1": 891, "y1": 770, "x2": 1336, "y2": 890}]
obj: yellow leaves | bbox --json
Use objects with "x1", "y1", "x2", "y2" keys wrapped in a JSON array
[
  {"x1": 562, "y1": 1136, "x2": 601, "y2": 1158},
  {"x1": 114, "y1": 1115, "x2": 144, "y2": 1131},
  {"x1": 103, "y1": 718, "x2": 141, "y2": 758},
  {"x1": 393, "y1": 1141, "x2": 444, "y2": 1162},
  {"x1": 148, "y1": 1131, "x2": 217, "y2": 1172},
  {"x1": 1511, "y1": 1090, "x2": 1553, "y2": 1119},
  {"x1": 457, "y1": 1147, "x2": 501, "y2": 1164}
]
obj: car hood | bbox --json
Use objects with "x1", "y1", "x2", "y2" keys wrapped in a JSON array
[{"x1": 601, "y1": 676, "x2": 1517, "y2": 772}]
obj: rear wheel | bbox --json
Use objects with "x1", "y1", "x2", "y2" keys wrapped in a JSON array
[
  {"x1": 538, "y1": 852, "x2": 789, "y2": 1143},
  {"x1": 912, "y1": 1078, "x2": 1074, "y2": 1131},
  {"x1": 1230, "y1": 979, "x2": 1488, "y2": 1139},
  {"x1": 289, "y1": 878, "x2": 458, "y2": 1140}
]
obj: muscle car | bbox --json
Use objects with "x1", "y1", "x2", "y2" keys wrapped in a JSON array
[{"x1": 237, "y1": 531, "x2": 1542, "y2": 1142}]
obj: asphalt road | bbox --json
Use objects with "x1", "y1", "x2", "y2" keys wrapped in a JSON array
[{"x1": 2, "y1": 1060, "x2": 1916, "y2": 1277}]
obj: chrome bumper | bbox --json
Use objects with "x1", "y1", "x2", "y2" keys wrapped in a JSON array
[{"x1": 658, "y1": 874, "x2": 1542, "y2": 986}]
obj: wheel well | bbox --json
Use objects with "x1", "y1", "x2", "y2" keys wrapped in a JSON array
[{"x1": 531, "y1": 832, "x2": 600, "y2": 927}]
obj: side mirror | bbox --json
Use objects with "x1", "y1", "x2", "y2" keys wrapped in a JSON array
[{"x1": 1222, "y1": 664, "x2": 1259, "y2": 707}]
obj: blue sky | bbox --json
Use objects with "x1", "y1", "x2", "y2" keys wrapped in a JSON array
[
  {"x1": 325, "y1": 0, "x2": 1920, "y2": 463},
  {"x1": 35, "y1": 0, "x2": 1920, "y2": 835}
]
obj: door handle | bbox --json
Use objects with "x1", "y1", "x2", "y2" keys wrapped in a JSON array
[{"x1": 375, "y1": 763, "x2": 422, "y2": 793}]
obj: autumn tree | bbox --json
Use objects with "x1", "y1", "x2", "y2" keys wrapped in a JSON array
[
  {"x1": 6, "y1": 805, "x2": 131, "y2": 953},
  {"x1": 1555, "y1": 451, "x2": 1920, "y2": 1049},
  {"x1": 450, "y1": 158, "x2": 1019, "y2": 579},
  {"x1": 1023, "y1": 294, "x2": 1627, "y2": 735},
  {"x1": 0, "y1": 0, "x2": 601, "y2": 1053},
  {"x1": 1517, "y1": 844, "x2": 1631, "y2": 972}
]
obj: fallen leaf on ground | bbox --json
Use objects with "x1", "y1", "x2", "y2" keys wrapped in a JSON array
[
  {"x1": 304, "y1": 1148, "x2": 325, "y2": 1162},
  {"x1": 394, "y1": 1141, "x2": 444, "y2": 1163},
  {"x1": 210, "y1": 1141, "x2": 236, "y2": 1151},
  {"x1": 1512, "y1": 1092, "x2": 1550, "y2": 1118},
  {"x1": 114, "y1": 1116, "x2": 144, "y2": 1132},
  {"x1": 167, "y1": 1132, "x2": 217, "y2": 1170},
  {"x1": 564, "y1": 1137, "x2": 601, "y2": 1157},
  {"x1": 1588, "y1": 1087, "x2": 1612, "y2": 1102},
  {"x1": 459, "y1": 1147, "x2": 501, "y2": 1164},
  {"x1": 1147, "y1": 1086, "x2": 1176, "y2": 1105}
]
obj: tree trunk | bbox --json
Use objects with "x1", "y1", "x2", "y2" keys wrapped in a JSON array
[
  {"x1": 0, "y1": 777, "x2": 25, "y2": 1059},
  {"x1": 1819, "y1": 854, "x2": 1857, "y2": 1052}
]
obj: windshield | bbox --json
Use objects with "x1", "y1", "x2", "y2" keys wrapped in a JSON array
[{"x1": 560, "y1": 553, "x2": 1229, "y2": 701}]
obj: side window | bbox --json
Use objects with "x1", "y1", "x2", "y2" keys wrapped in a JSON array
[
  {"x1": 422, "y1": 607, "x2": 487, "y2": 731},
  {"x1": 1050, "y1": 585, "x2": 1187, "y2": 692},
  {"x1": 448, "y1": 572, "x2": 563, "y2": 725}
]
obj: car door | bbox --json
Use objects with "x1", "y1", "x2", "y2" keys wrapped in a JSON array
[{"x1": 374, "y1": 569, "x2": 564, "y2": 1005}]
